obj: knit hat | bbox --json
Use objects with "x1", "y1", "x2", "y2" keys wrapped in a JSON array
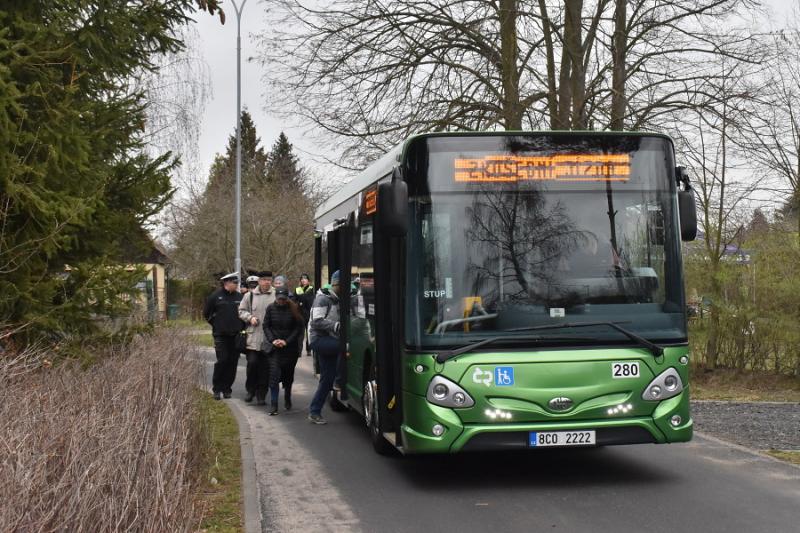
[{"x1": 330, "y1": 270, "x2": 341, "y2": 284}]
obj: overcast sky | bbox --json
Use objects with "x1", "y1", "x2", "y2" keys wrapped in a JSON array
[
  {"x1": 189, "y1": 0, "x2": 794, "y2": 190},
  {"x1": 193, "y1": 2, "x2": 320, "y2": 184}
]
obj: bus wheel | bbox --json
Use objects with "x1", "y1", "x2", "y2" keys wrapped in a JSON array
[{"x1": 363, "y1": 367, "x2": 395, "y2": 455}]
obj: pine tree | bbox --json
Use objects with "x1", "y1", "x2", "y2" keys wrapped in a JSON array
[
  {"x1": 172, "y1": 128, "x2": 315, "y2": 283},
  {"x1": 266, "y1": 132, "x2": 304, "y2": 189},
  {"x1": 0, "y1": 0, "x2": 222, "y2": 339},
  {"x1": 205, "y1": 110, "x2": 269, "y2": 195}
]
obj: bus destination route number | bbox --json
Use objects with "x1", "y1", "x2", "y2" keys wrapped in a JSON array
[
  {"x1": 611, "y1": 362, "x2": 640, "y2": 379},
  {"x1": 529, "y1": 430, "x2": 596, "y2": 447}
]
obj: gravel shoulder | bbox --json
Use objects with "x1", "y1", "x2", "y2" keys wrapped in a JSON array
[{"x1": 691, "y1": 400, "x2": 800, "y2": 451}]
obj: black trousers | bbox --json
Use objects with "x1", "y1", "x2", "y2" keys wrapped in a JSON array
[
  {"x1": 212, "y1": 334, "x2": 239, "y2": 393},
  {"x1": 279, "y1": 353, "x2": 300, "y2": 399},
  {"x1": 266, "y1": 352, "x2": 282, "y2": 390},
  {"x1": 245, "y1": 349, "x2": 269, "y2": 399}
]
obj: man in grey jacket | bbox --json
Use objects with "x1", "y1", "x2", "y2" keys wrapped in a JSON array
[
  {"x1": 238, "y1": 271, "x2": 275, "y2": 404},
  {"x1": 307, "y1": 270, "x2": 341, "y2": 424}
]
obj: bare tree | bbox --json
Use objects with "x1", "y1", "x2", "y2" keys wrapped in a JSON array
[
  {"x1": 255, "y1": 0, "x2": 761, "y2": 167},
  {"x1": 671, "y1": 56, "x2": 766, "y2": 369},
  {"x1": 168, "y1": 126, "x2": 322, "y2": 284},
  {"x1": 738, "y1": 19, "x2": 800, "y2": 240}
]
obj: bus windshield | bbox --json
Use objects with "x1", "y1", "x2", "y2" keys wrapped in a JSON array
[{"x1": 404, "y1": 134, "x2": 687, "y2": 350}]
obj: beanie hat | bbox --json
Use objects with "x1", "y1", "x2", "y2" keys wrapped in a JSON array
[{"x1": 330, "y1": 270, "x2": 341, "y2": 284}]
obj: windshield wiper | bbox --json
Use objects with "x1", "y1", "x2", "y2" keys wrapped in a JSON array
[
  {"x1": 435, "y1": 335, "x2": 587, "y2": 363},
  {"x1": 504, "y1": 321, "x2": 664, "y2": 357}
]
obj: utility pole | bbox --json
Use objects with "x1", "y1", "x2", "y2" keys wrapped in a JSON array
[{"x1": 232, "y1": 0, "x2": 248, "y2": 286}]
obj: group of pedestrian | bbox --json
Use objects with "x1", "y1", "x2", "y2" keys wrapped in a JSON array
[{"x1": 203, "y1": 269, "x2": 342, "y2": 424}]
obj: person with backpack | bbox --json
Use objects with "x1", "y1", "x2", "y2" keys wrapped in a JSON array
[
  {"x1": 262, "y1": 287, "x2": 304, "y2": 414},
  {"x1": 203, "y1": 272, "x2": 244, "y2": 400},
  {"x1": 307, "y1": 270, "x2": 342, "y2": 425},
  {"x1": 238, "y1": 271, "x2": 275, "y2": 404}
]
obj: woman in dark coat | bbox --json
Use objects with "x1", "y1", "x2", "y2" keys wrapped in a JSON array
[{"x1": 262, "y1": 287, "x2": 304, "y2": 414}]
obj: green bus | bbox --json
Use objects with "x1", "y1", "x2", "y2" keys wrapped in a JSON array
[{"x1": 314, "y1": 131, "x2": 697, "y2": 455}]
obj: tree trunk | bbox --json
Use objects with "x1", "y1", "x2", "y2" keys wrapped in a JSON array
[
  {"x1": 556, "y1": 3, "x2": 575, "y2": 129},
  {"x1": 610, "y1": 0, "x2": 627, "y2": 130},
  {"x1": 563, "y1": 0, "x2": 584, "y2": 129},
  {"x1": 566, "y1": 0, "x2": 586, "y2": 128},
  {"x1": 537, "y1": 0, "x2": 558, "y2": 128},
  {"x1": 499, "y1": 0, "x2": 522, "y2": 130}
]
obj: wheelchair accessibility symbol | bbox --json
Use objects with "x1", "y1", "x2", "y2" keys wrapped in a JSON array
[{"x1": 495, "y1": 367, "x2": 514, "y2": 386}]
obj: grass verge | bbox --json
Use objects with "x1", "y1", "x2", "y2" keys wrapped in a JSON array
[
  {"x1": 197, "y1": 392, "x2": 243, "y2": 533},
  {"x1": 196, "y1": 332, "x2": 215, "y2": 347},
  {"x1": 691, "y1": 367, "x2": 800, "y2": 402},
  {"x1": 765, "y1": 450, "x2": 800, "y2": 466},
  {"x1": 168, "y1": 318, "x2": 212, "y2": 329}
]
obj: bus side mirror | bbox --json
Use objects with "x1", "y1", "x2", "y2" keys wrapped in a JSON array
[
  {"x1": 377, "y1": 170, "x2": 408, "y2": 237},
  {"x1": 676, "y1": 167, "x2": 697, "y2": 241}
]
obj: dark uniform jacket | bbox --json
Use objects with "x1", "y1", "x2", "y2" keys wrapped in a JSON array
[
  {"x1": 263, "y1": 303, "x2": 303, "y2": 358},
  {"x1": 294, "y1": 285, "x2": 315, "y2": 321},
  {"x1": 203, "y1": 288, "x2": 244, "y2": 336}
]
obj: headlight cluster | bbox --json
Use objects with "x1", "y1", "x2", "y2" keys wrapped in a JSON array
[
  {"x1": 426, "y1": 376, "x2": 475, "y2": 408},
  {"x1": 642, "y1": 367, "x2": 684, "y2": 401}
]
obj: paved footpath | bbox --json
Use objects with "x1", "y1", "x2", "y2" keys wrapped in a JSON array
[
  {"x1": 202, "y1": 349, "x2": 800, "y2": 533},
  {"x1": 202, "y1": 350, "x2": 363, "y2": 532}
]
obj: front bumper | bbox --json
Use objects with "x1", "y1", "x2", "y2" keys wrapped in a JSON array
[{"x1": 399, "y1": 388, "x2": 693, "y2": 454}]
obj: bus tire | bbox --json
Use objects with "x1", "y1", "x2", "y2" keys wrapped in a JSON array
[{"x1": 363, "y1": 366, "x2": 395, "y2": 456}]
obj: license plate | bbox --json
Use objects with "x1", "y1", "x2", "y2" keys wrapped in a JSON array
[{"x1": 529, "y1": 430, "x2": 596, "y2": 447}]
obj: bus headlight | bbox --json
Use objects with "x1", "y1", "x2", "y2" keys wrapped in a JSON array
[
  {"x1": 426, "y1": 376, "x2": 475, "y2": 408},
  {"x1": 432, "y1": 383, "x2": 449, "y2": 400},
  {"x1": 642, "y1": 368, "x2": 684, "y2": 401}
]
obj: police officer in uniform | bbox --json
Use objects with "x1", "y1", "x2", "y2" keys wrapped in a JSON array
[{"x1": 203, "y1": 272, "x2": 244, "y2": 400}]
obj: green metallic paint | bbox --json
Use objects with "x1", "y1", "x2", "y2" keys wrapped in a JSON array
[{"x1": 399, "y1": 345, "x2": 691, "y2": 453}]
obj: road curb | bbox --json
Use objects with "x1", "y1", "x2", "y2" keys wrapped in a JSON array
[
  {"x1": 226, "y1": 399, "x2": 262, "y2": 533},
  {"x1": 694, "y1": 430, "x2": 800, "y2": 470},
  {"x1": 692, "y1": 399, "x2": 800, "y2": 405}
]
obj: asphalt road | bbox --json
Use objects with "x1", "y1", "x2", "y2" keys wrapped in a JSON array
[{"x1": 202, "y1": 348, "x2": 800, "y2": 533}]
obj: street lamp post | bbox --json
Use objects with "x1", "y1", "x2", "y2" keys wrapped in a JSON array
[{"x1": 231, "y1": 0, "x2": 248, "y2": 286}]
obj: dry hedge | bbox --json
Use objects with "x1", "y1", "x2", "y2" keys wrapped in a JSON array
[{"x1": 0, "y1": 329, "x2": 207, "y2": 532}]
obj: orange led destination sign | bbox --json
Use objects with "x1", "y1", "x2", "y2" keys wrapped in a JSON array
[
  {"x1": 454, "y1": 154, "x2": 631, "y2": 183},
  {"x1": 364, "y1": 189, "x2": 378, "y2": 215}
]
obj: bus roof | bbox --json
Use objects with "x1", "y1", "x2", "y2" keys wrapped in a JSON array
[
  {"x1": 314, "y1": 143, "x2": 404, "y2": 222},
  {"x1": 313, "y1": 130, "x2": 672, "y2": 223}
]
